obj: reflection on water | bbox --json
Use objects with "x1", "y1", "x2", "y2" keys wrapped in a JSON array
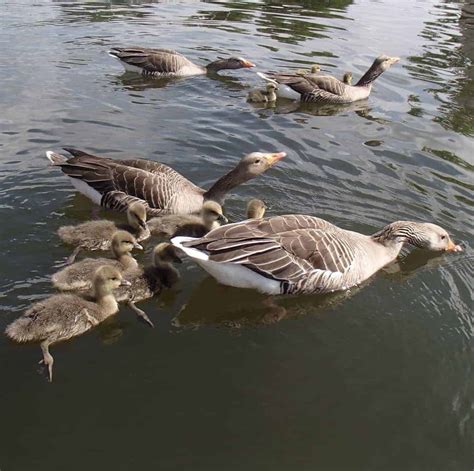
[{"x1": 0, "y1": 0, "x2": 473, "y2": 470}]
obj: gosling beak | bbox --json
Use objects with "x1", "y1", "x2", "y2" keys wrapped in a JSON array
[
  {"x1": 390, "y1": 56, "x2": 401, "y2": 65},
  {"x1": 264, "y1": 151, "x2": 287, "y2": 166},
  {"x1": 217, "y1": 214, "x2": 228, "y2": 224},
  {"x1": 120, "y1": 279, "x2": 132, "y2": 287},
  {"x1": 133, "y1": 242, "x2": 143, "y2": 250},
  {"x1": 241, "y1": 59, "x2": 255, "y2": 68},
  {"x1": 173, "y1": 254, "x2": 183, "y2": 264},
  {"x1": 139, "y1": 220, "x2": 148, "y2": 230},
  {"x1": 446, "y1": 239, "x2": 463, "y2": 252}
]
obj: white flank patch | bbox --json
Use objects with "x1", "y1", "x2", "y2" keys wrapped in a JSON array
[
  {"x1": 69, "y1": 178, "x2": 102, "y2": 205},
  {"x1": 171, "y1": 236, "x2": 281, "y2": 294}
]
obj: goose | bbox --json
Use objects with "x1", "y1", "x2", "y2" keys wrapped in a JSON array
[
  {"x1": 108, "y1": 46, "x2": 255, "y2": 77},
  {"x1": 46, "y1": 148, "x2": 286, "y2": 216},
  {"x1": 148, "y1": 200, "x2": 228, "y2": 238},
  {"x1": 58, "y1": 202, "x2": 150, "y2": 264},
  {"x1": 258, "y1": 55, "x2": 400, "y2": 103},
  {"x1": 247, "y1": 83, "x2": 277, "y2": 103},
  {"x1": 51, "y1": 230, "x2": 142, "y2": 292},
  {"x1": 5, "y1": 266, "x2": 130, "y2": 382},
  {"x1": 246, "y1": 199, "x2": 267, "y2": 219},
  {"x1": 172, "y1": 216, "x2": 461, "y2": 296},
  {"x1": 114, "y1": 243, "x2": 182, "y2": 328}
]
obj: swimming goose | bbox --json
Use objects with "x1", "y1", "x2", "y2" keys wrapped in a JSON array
[
  {"x1": 114, "y1": 243, "x2": 182, "y2": 328},
  {"x1": 172, "y1": 216, "x2": 461, "y2": 295},
  {"x1": 247, "y1": 83, "x2": 277, "y2": 103},
  {"x1": 52, "y1": 231, "x2": 142, "y2": 292},
  {"x1": 109, "y1": 47, "x2": 255, "y2": 77},
  {"x1": 46, "y1": 148, "x2": 286, "y2": 216},
  {"x1": 58, "y1": 202, "x2": 150, "y2": 264},
  {"x1": 258, "y1": 55, "x2": 400, "y2": 103},
  {"x1": 148, "y1": 200, "x2": 228, "y2": 238},
  {"x1": 246, "y1": 199, "x2": 267, "y2": 219},
  {"x1": 5, "y1": 266, "x2": 130, "y2": 382}
]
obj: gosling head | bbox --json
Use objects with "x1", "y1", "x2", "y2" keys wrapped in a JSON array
[
  {"x1": 246, "y1": 199, "x2": 267, "y2": 219},
  {"x1": 266, "y1": 83, "x2": 277, "y2": 92},
  {"x1": 127, "y1": 202, "x2": 148, "y2": 231},
  {"x1": 406, "y1": 223, "x2": 462, "y2": 252},
  {"x1": 310, "y1": 64, "x2": 321, "y2": 74},
  {"x1": 111, "y1": 230, "x2": 143, "y2": 257},
  {"x1": 153, "y1": 243, "x2": 183, "y2": 266},
  {"x1": 342, "y1": 71, "x2": 352, "y2": 85},
  {"x1": 202, "y1": 200, "x2": 228, "y2": 228},
  {"x1": 373, "y1": 55, "x2": 400, "y2": 71},
  {"x1": 93, "y1": 266, "x2": 131, "y2": 294}
]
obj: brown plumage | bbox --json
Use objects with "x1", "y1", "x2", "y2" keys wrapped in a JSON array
[
  {"x1": 148, "y1": 201, "x2": 227, "y2": 238},
  {"x1": 46, "y1": 148, "x2": 286, "y2": 216},
  {"x1": 51, "y1": 231, "x2": 142, "y2": 291},
  {"x1": 173, "y1": 216, "x2": 461, "y2": 295},
  {"x1": 108, "y1": 47, "x2": 255, "y2": 77},
  {"x1": 259, "y1": 55, "x2": 400, "y2": 103},
  {"x1": 5, "y1": 266, "x2": 130, "y2": 382},
  {"x1": 57, "y1": 202, "x2": 150, "y2": 264}
]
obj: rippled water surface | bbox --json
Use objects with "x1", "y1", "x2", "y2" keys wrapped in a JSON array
[{"x1": 0, "y1": 1, "x2": 473, "y2": 469}]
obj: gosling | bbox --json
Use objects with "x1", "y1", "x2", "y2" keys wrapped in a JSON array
[
  {"x1": 342, "y1": 71, "x2": 352, "y2": 85},
  {"x1": 148, "y1": 200, "x2": 228, "y2": 238},
  {"x1": 5, "y1": 266, "x2": 130, "y2": 382},
  {"x1": 114, "y1": 243, "x2": 182, "y2": 328},
  {"x1": 296, "y1": 64, "x2": 321, "y2": 75},
  {"x1": 246, "y1": 199, "x2": 267, "y2": 219},
  {"x1": 51, "y1": 230, "x2": 142, "y2": 292},
  {"x1": 58, "y1": 202, "x2": 150, "y2": 264},
  {"x1": 247, "y1": 83, "x2": 278, "y2": 104}
]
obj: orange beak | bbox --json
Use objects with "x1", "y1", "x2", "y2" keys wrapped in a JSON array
[
  {"x1": 446, "y1": 239, "x2": 462, "y2": 252},
  {"x1": 264, "y1": 152, "x2": 286, "y2": 165},
  {"x1": 241, "y1": 59, "x2": 255, "y2": 68}
]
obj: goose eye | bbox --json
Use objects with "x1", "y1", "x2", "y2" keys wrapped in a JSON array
[{"x1": 440, "y1": 235, "x2": 446, "y2": 240}]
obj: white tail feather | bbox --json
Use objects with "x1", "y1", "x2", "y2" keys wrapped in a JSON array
[
  {"x1": 171, "y1": 236, "x2": 209, "y2": 261},
  {"x1": 257, "y1": 72, "x2": 278, "y2": 86}
]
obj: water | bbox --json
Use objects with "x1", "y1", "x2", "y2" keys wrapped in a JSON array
[{"x1": 0, "y1": 0, "x2": 473, "y2": 469}]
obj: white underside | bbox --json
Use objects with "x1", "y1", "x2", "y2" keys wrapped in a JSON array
[
  {"x1": 69, "y1": 178, "x2": 102, "y2": 205},
  {"x1": 172, "y1": 236, "x2": 281, "y2": 294}
]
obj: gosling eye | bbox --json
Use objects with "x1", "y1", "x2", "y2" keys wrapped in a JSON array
[{"x1": 254, "y1": 159, "x2": 261, "y2": 164}]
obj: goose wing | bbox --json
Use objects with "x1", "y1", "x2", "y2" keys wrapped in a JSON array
[
  {"x1": 109, "y1": 47, "x2": 197, "y2": 74},
  {"x1": 57, "y1": 149, "x2": 202, "y2": 214},
  {"x1": 267, "y1": 72, "x2": 348, "y2": 102},
  {"x1": 184, "y1": 215, "x2": 355, "y2": 282}
]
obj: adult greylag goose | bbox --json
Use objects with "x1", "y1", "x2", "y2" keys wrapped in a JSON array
[
  {"x1": 148, "y1": 201, "x2": 227, "y2": 238},
  {"x1": 247, "y1": 83, "x2": 277, "y2": 103},
  {"x1": 51, "y1": 231, "x2": 142, "y2": 291},
  {"x1": 172, "y1": 216, "x2": 461, "y2": 295},
  {"x1": 5, "y1": 266, "x2": 130, "y2": 382},
  {"x1": 114, "y1": 243, "x2": 182, "y2": 328},
  {"x1": 258, "y1": 55, "x2": 400, "y2": 103},
  {"x1": 246, "y1": 199, "x2": 267, "y2": 219},
  {"x1": 46, "y1": 149, "x2": 286, "y2": 216},
  {"x1": 58, "y1": 202, "x2": 150, "y2": 264},
  {"x1": 108, "y1": 47, "x2": 255, "y2": 77}
]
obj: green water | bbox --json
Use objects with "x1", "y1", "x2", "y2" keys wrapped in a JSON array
[{"x1": 0, "y1": 1, "x2": 473, "y2": 470}]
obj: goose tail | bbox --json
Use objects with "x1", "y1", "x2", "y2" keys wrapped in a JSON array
[
  {"x1": 46, "y1": 150, "x2": 67, "y2": 166},
  {"x1": 257, "y1": 72, "x2": 278, "y2": 86},
  {"x1": 171, "y1": 236, "x2": 209, "y2": 261}
]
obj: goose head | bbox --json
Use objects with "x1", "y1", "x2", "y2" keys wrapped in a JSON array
[
  {"x1": 246, "y1": 198, "x2": 267, "y2": 219},
  {"x1": 406, "y1": 223, "x2": 462, "y2": 252},
  {"x1": 235, "y1": 151, "x2": 286, "y2": 179},
  {"x1": 373, "y1": 55, "x2": 400, "y2": 72},
  {"x1": 93, "y1": 265, "x2": 131, "y2": 295},
  {"x1": 111, "y1": 230, "x2": 143, "y2": 258},
  {"x1": 206, "y1": 57, "x2": 255, "y2": 72},
  {"x1": 202, "y1": 200, "x2": 228, "y2": 229},
  {"x1": 127, "y1": 202, "x2": 148, "y2": 232}
]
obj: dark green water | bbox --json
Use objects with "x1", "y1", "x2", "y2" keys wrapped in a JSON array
[{"x1": 0, "y1": 1, "x2": 473, "y2": 470}]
